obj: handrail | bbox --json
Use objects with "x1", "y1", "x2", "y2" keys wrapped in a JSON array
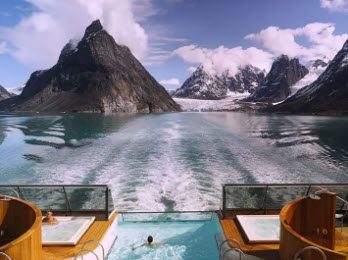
[
  {"x1": 219, "y1": 238, "x2": 242, "y2": 252},
  {"x1": 120, "y1": 211, "x2": 214, "y2": 222},
  {"x1": 80, "y1": 240, "x2": 105, "y2": 260},
  {"x1": 75, "y1": 249, "x2": 99, "y2": 260},
  {"x1": 0, "y1": 184, "x2": 112, "y2": 219},
  {"x1": 222, "y1": 183, "x2": 348, "y2": 217},
  {"x1": 62, "y1": 186, "x2": 72, "y2": 213},
  {"x1": 222, "y1": 247, "x2": 245, "y2": 260},
  {"x1": 0, "y1": 184, "x2": 108, "y2": 187},
  {"x1": 223, "y1": 183, "x2": 348, "y2": 187},
  {"x1": 0, "y1": 252, "x2": 12, "y2": 260},
  {"x1": 292, "y1": 246, "x2": 327, "y2": 260}
]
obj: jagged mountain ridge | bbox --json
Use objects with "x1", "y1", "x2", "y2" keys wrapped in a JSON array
[
  {"x1": 0, "y1": 85, "x2": 15, "y2": 101},
  {"x1": 290, "y1": 59, "x2": 328, "y2": 96},
  {"x1": 245, "y1": 55, "x2": 309, "y2": 103},
  {"x1": 0, "y1": 20, "x2": 180, "y2": 113},
  {"x1": 272, "y1": 40, "x2": 348, "y2": 114},
  {"x1": 173, "y1": 65, "x2": 265, "y2": 100}
]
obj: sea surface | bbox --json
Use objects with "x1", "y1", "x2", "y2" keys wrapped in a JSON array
[{"x1": 1, "y1": 112, "x2": 348, "y2": 211}]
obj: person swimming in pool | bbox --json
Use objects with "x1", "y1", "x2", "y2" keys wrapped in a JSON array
[{"x1": 132, "y1": 235, "x2": 160, "y2": 251}]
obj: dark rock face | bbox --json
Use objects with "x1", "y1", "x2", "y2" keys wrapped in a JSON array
[
  {"x1": 272, "y1": 40, "x2": 348, "y2": 114},
  {"x1": 0, "y1": 20, "x2": 180, "y2": 113},
  {"x1": 245, "y1": 55, "x2": 309, "y2": 103},
  {"x1": 0, "y1": 85, "x2": 15, "y2": 101},
  {"x1": 173, "y1": 66, "x2": 227, "y2": 100},
  {"x1": 173, "y1": 65, "x2": 265, "y2": 100},
  {"x1": 226, "y1": 65, "x2": 266, "y2": 94},
  {"x1": 312, "y1": 59, "x2": 328, "y2": 69}
]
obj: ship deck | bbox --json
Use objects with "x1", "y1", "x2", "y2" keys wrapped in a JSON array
[
  {"x1": 221, "y1": 209, "x2": 348, "y2": 260},
  {"x1": 42, "y1": 211, "x2": 118, "y2": 260}
]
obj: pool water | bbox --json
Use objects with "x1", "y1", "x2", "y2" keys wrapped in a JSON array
[{"x1": 108, "y1": 212, "x2": 221, "y2": 260}]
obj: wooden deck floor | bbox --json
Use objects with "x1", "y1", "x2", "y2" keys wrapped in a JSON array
[
  {"x1": 42, "y1": 212, "x2": 118, "y2": 260},
  {"x1": 335, "y1": 227, "x2": 348, "y2": 254},
  {"x1": 221, "y1": 217, "x2": 348, "y2": 259}
]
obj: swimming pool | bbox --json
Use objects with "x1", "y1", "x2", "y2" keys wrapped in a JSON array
[
  {"x1": 42, "y1": 216, "x2": 95, "y2": 245},
  {"x1": 107, "y1": 212, "x2": 221, "y2": 260}
]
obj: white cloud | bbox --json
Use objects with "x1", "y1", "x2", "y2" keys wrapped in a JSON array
[
  {"x1": 320, "y1": 0, "x2": 348, "y2": 13},
  {"x1": 0, "y1": 41, "x2": 7, "y2": 54},
  {"x1": 0, "y1": 0, "x2": 154, "y2": 68},
  {"x1": 174, "y1": 45, "x2": 273, "y2": 76},
  {"x1": 246, "y1": 22, "x2": 348, "y2": 62},
  {"x1": 187, "y1": 66, "x2": 197, "y2": 73},
  {"x1": 159, "y1": 78, "x2": 181, "y2": 86}
]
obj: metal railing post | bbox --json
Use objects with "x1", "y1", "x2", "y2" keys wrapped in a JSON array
[
  {"x1": 17, "y1": 186, "x2": 23, "y2": 200},
  {"x1": 261, "y1": 185, "x2": 269, "y2": 213},
  {"x1": 105, "y1": 187, "x2": 109, "y2": 220},
  {"x1": 222, "y1": 185, "x2": 226, "y2": 219},
  {"x1": 62, "y1": 186, "x2": 72, "y2": 214}
]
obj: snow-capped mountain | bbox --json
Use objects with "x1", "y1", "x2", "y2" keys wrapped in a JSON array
[
  {"x1": 7, "y1": 86, "x2": 25, "y2": 96},
  {"x1": 173, "y1": 65, "x2": 265, "y2": 100},
  {"x1": 290, "y1": 59, "x2": 328, "y2": 95},
  {"x1": 0, "y1": 85, "x2": 15, "y2": 101},
  {"x1": 274, "y1": 39, "x2": 348, "y2": 113},
  {"x1": 245, "y1": 55, "x2": 308, "y2": 103},
  {"x1": 0, "y1": 20, "x2": 180, "y2": 113}
]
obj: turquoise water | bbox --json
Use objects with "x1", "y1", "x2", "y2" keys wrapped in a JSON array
[
  {"x1": 1, "y1": 112, "x2": 348, "y2": 211},
  {"x1": 108, "y1": 212, "x2": 221, "y2": 260}
]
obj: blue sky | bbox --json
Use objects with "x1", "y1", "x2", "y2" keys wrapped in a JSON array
[{"x1": 0, "y1": 0, "x2": 347, "y2": 90}]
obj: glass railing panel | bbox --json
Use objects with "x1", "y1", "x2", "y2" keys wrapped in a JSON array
[
  {"x1": 19, "y1": 187, "x2": 67, "y2": 210},
  {"x1": 64, "y1": 186, "x2": 107, "y2": 211},
  {"x1": 120, "y1": 212, "x2": 215, "y2": 222},
  {"x1": 225, "y1": 185, "x2": 267, "y2": 209},
  {"x1": 265, "y1": 185, "x2": 309, "y2": 209},
  {"x1": 0, "y1": 187, "x2": 21, "y2": 198}
]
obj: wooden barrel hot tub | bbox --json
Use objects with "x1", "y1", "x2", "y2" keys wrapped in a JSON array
[
  {"x1": 279, "y1": 192, "x2": 346, "y2": 260},
  {"x1": 0, "y1": 194, "x2": 42, "y2": 260}
]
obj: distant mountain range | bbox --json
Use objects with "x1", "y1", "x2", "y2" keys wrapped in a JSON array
[
  {"x1": 173, "y1": 46, "x2": 347, "y2": 114},
  {"x1": 0, "y1": 20, "x2": 180, "y2": 113},
  {"x1": 272, "y1": 39, "x2": 348, "y2": 114},
  {"x1": 173, "y1": 65, "x2": 265, "y2": 100},
  {"x1": 0, "y1": 85, "x2": 15, "y2": 101},
  {"x1": 0, "y1": 20, "x2": 347, "y2": 114}
]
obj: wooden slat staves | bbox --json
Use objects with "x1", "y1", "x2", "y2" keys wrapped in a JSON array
[
  {"x1": 0, "y1": 195, "x2": 42, "y2": 260},
  {"x1": 42, "y1": 212, "x2": 117, "y2": 260},
  {"x1": 279, "y1": 193, "x2": 347, "y2": 260}
]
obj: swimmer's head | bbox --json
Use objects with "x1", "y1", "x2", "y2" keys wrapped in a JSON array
[{"x1": 147, "y1": 235, "x2": 153, "y2": 244}]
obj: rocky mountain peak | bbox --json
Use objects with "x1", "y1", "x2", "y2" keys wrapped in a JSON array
[
  {"x1": 0, "y1": 85, "x2": 15, "y2": 101},
  {"x1": 245, "y1": 55, "x2": 308, "y2": 102},
  {"x1": 343, "y1": 39, "x2": 348, "y2": 50},
  {"x1": 0, "y1": 20, "x2": 180, "y2": 113},
  {"x1": 173, "y1": 65, "x2": 265, "y2": 100},
  {"x1": 272, "y1": 38, "x2": 348, "y2": 113},
  {"x1": 84, "y1": 19, "x2": 103, "y2": 38},
  {"x1": 275, "y1": 54, "x2": 290, "y2": 62}
]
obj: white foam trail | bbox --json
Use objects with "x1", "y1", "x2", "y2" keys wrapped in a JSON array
[
  {"x1": 22, "y1": 113, "x2": 347, "y2": 211},
  {"x1": 25, "y1": 136, "x2": 65, "y2": 145},
  {"x1": 43, "y1": 131, "x2": 65, "y2": 136}
]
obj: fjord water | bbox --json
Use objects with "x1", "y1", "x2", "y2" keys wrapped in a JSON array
[{"x1": 1, "y1": 112, "x2": 348, "y2": 211}]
